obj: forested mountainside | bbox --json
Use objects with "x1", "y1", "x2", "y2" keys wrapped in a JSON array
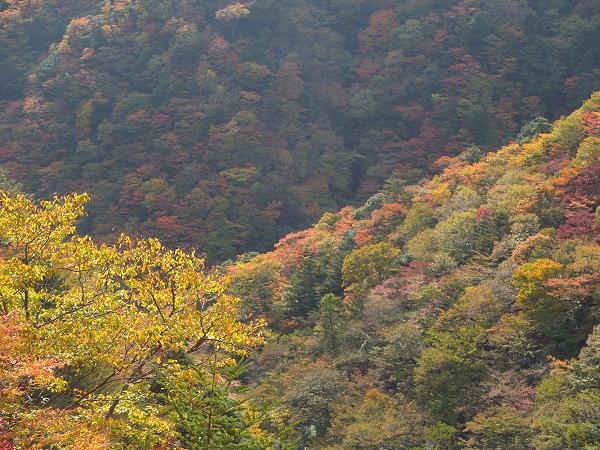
[
  {"x1": 2, "y1": 0, "x2": 600, "y2": 259},
  {"x1": 0, "y1": 0, "x2": 101, "y2": 99},
  {"x1": 2, "y1": 93, "x2": 599, "y2": 450},
  {"x1": 226, "y1": 92, "x2": 600, "y2": 449}
]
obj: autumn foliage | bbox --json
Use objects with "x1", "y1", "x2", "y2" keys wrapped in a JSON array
[
  {"x1": 0, "y1": 192, "x2": 269, "y2": 448},
  {"x1": 1, "y1": 0, "x2": 600, "y2": 260},
  {"x1": 227, "y1": 92, "x2": 600, "y2": 447}
]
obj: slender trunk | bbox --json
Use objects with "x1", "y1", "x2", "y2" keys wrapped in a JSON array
[
  {"x1": 105, "y1": 381, "x2": 130, "y2": 419},
  {"x1": 206, "y1": 368, "x2": 217, "y2": 446},
  {"x1": 23, "y1": 246, "x2": 30, "y2": 320},
  {"x1": 23, "y1": 289, "x2": 29, "y2": 321},
  {"x1": 105, "y1": 362, "x2": 145, "y2": 419}
]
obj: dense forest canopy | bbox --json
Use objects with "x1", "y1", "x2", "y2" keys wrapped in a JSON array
[
  {"x1": 228, "y1": 92, "x2": 600, "y2": 449},
  {"x1": 1, "y1": 0, "x2": 600, "y2": 259},
  {"x1": 2, "y1": 0, "x2": 600, "y2": 448},
  {"x1": 2, "y1": 90, "x2": 599, "y2": 449}
]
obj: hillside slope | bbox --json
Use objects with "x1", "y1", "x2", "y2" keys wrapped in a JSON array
[
  {"x1": 228, "y1": 92, "x2": 600, "y2": 449},
  {"x1": 1, "y1": 0, "x2": 600, "y2": 259}
]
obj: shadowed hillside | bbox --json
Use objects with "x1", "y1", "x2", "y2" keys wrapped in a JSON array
[{"x1": 1, "y1": 0, "x2": 599, "y2": 259}]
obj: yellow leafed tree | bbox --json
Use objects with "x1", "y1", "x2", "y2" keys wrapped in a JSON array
[
  {"x1": 215, "y1": 3, "x2": 250, "y2": 21},
  {"x1": 0, "y1": 192, "x2": 265, "y2": 448}
]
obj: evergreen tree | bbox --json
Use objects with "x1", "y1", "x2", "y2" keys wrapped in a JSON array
[
  {"x1": 159, "y1": 361, "x2": 290, "y2": 450},
  {"x1": 517, "y1": 116, "x2": 553, "y2": 144},
  {"x1": 319, "y1": 294, "x2": 344, "y2": 354},
  {"x1": 317, "y1": 231, "x2": 356, "y2": 298},
  {"x1": 284, "y1": 257, "x2": 320, "y2": 318}
]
